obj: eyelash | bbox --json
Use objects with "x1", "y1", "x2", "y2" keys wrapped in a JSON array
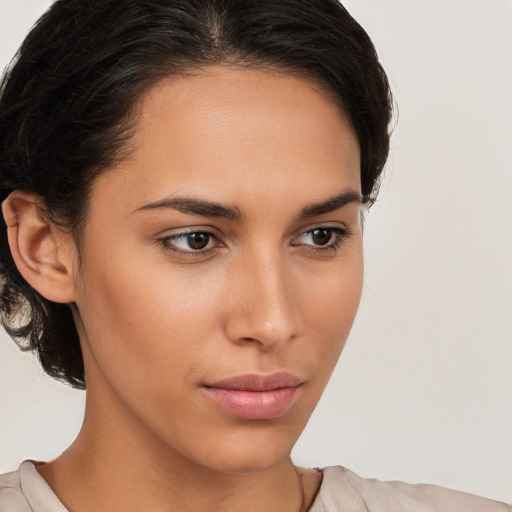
[
  {"x1": 158, "y1": 231, "x2": 220, "y2": 257},
  {"x1": 292, "y1": 227, "x2": 351, "y2": 254},
  {"x1": 158, "y1": 226, "x2": 351, "y2": 258}
]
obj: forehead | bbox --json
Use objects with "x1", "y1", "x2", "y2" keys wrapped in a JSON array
[{"x1": 92, "y1": 66, "x2": 361, "y2": 215}]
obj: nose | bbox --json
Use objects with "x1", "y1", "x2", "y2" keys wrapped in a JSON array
[{"x1": 224, "y1": 250, "x2": 298, "y2": 351}]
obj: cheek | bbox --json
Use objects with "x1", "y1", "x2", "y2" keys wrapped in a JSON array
[
  {"x1": 77, "y1": 252, "x2": 224, "y2": 367},
  {"x1": 74, "y1": 252, "x2": 230, "y2": 434},
  {"x1": 300, "y1": 245, "x2": 363, "y2": 331},
  {"x1": 289, "y1": 243, "x2": 364, "y2": 380}
]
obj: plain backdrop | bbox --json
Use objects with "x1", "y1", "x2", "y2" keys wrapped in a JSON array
[{"x1": 0, "y1": 0, "x2": 510, "y2": 503}]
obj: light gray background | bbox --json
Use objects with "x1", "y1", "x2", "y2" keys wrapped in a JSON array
[{"x1": 0, "y1": 0, "x2": 510, "y2": 503}]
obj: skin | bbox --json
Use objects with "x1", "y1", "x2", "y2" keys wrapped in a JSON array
[{"x1": 4, "y1": 66, "x2": 363, "y2": 511}]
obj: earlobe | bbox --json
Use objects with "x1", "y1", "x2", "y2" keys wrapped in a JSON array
[{"x1": 2, "y1": 191, "x2": 77, "y2": 304}]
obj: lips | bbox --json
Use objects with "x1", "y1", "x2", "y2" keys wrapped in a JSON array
[{"x1": 202, "y1": 372, "x2": 302, "y2": 420}]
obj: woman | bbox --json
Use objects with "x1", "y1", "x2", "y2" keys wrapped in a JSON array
[{"x1": 0, "y1": 0, "x2": 509, "y2": 510}]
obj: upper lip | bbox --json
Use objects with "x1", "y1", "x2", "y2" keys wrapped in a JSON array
[{"x1": 204, "y1": 372, "x2": 303, "y2": 391}]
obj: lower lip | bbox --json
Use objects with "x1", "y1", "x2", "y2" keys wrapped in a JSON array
[{"x1": 202, "y1": 386, "x2": 298, "y2": 420}]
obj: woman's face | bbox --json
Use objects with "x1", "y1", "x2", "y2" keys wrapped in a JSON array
[{"x1": 72, "y1": 66, "x2": 363, "y2": 473}]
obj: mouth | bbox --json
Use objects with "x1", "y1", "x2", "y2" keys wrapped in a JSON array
[{"x1": 202, "y1": 372, "x2": 303, "y2": 421}]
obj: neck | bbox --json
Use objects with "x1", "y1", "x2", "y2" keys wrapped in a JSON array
[{"x1": 37, "y1": 386, "x2": 308, "y2": 512}]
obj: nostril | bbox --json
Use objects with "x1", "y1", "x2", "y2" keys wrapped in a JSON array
[{"x1": 225, "y1": 313, "x2": 296, "y2": 349}]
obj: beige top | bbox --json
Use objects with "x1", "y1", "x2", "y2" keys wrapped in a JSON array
[{"x1": 0, "y1": 460, "x2": 510, "y2": 512}]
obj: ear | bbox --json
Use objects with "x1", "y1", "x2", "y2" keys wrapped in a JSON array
[{"x1": 2, "y1": 191, "x2": 77, "y2": 303}]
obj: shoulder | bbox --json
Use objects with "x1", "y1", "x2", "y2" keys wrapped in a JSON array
[
  {"x1": 0, "y1": 460, "x2": 67, "y2": 512},
  {"x1": 0, "y1": 464, "x2": 32, "y2": 512},
  {"x1": 312, "y1": 465, "x2": 511, "y2": 512}
]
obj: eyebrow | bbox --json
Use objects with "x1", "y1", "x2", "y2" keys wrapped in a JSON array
[
  {"x1": 298, "y1": 190, "x2": 365, "y2": 219},
  {"x1": 136, "y1": 197, "x2": 243, "y2": 221},
  {"x1": 135, "y1": 190, "x2": 364, "y2": 221}
]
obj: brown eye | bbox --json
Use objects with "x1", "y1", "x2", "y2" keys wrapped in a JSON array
[
  {"x1": 161, "y1": 231, "x2": 216, "y2": 253},
  {"x1": 187, "y1": 232, "x2": 211, "y2": 250},
  {"x1": 292, "y1": 226, "x2": 349, "y2": 252},
  {"x1": 310, "y1": 228, "x2": 332, "y2": 246}
]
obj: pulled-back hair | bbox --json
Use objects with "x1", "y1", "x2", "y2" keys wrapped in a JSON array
[{"x1": 0, "y1": 0, "x2": 392, "y2": 389}]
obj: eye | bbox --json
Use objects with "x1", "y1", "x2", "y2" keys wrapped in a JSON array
[
  {"x1": 292, "y1": 227, "x2": 349, "y2": 251},
  {"x1": 160, "y1": 231, "x2": 217, "y2": 253}
]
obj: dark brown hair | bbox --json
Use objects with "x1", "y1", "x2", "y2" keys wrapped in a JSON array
[{"x1": 0, "y1": 0, "x2": 393, "y2": 389}]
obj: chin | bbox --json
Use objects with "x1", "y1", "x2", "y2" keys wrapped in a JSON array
[
  {"x1": 189, "y1": 424, "x2": 299, "y2": 474},
  {"x1": 209, "y1": 448, "x2": 292, "y2": 475}
]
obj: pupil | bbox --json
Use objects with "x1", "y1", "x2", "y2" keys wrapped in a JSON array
[
  {"x1": 312, "y1": 229, "x2": 332, "y2": 246},
  {"x1": 187, "y1": 233, "x2": 210, "y2": 250}
]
